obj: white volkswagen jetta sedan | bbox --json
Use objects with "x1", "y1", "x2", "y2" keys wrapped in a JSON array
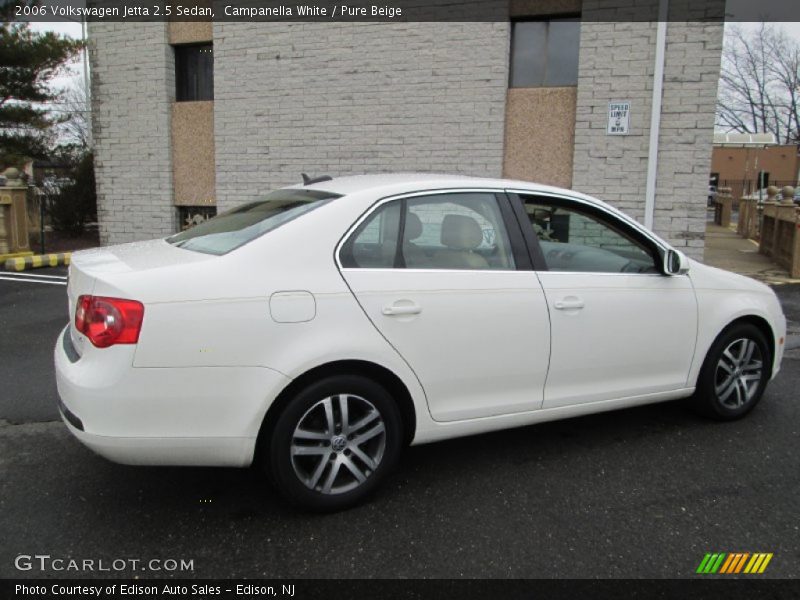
[{"x1": 55, "y1": 174, "x2": 786, "y2": 510}]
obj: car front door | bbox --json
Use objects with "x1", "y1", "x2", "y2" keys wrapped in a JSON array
[
  {"x1": 338, "y1": 190, "x2": 551, "y2": 422},
  {"x1": 509, "y1": 192, "x2": 698, "y2": 409}
]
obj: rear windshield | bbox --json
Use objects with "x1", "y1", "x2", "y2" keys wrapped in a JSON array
[{"x1": 168, "y1": 189, "x2": 340, "y2": 255}]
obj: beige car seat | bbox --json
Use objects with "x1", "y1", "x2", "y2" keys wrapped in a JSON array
[
  {"x1": 402, "y1": 212, "x2": 429, "y2": 268},
  {"x1": 437, "y1": 214, "x2": 489, "y2": 269}
]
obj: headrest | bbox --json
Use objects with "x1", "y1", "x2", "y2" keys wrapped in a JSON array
[
  {"x1": 441, "y1": 214, "x2": 483, "y2": 250},
  {"x1": 404, "y1": 212, "x2": 423, "y2": 241}
]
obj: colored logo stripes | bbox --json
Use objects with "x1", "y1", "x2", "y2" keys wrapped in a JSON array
[{"x1": 696, "y1": 552, "x2": 773, "y2": 574}]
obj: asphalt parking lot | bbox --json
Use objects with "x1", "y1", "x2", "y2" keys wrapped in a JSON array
[{"x1": 0, "y1": 268, "x2": 799, "y2": 579}]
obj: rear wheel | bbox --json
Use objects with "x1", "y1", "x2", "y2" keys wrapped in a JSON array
[
  {"x1": 267, "y1": 375, "x2": 403, "y2": 511},
  {"x1": 691, "y1": 323, "x2": 770, "y2": 420}
]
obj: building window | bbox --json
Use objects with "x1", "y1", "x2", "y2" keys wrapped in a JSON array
[
  {"x1": 510, "y1": 18, "x2": 580, "y2": 87},
  {"x1": 175, "y1": 44, "x2": 214, "y2": 101},
  {"x1": 178, "y1": 205, "x2": 217, "y2": 231}
]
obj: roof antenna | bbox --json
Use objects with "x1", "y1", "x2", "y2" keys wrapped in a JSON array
[{"x1": 301, "y1": 173, "x2": 333, "y2": 186}]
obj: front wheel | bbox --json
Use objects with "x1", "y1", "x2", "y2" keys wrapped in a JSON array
[
  {"x1": 267, "y1": 375, "x2": 403, "y2": 512},
  {"x1": 691, "y1": 323, "x2": 771, "y2": 420}
]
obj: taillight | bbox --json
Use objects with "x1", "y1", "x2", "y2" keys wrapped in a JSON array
[{"x1": 75, "y1": 295, "x2": 144, "y2": 348}]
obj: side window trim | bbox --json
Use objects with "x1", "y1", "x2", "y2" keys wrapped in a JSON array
[
  {"x1": 495, "y1": 192, "x2": 533, "y2": 271},
  {"x1": 395, "y1": 198, "x2": 407, "y2": 269},
  {"x1": 506, "y1": 192, "x2": 549, "y2": 271},
  {"x1": 337, "y1": 188, "x2": 530, "y2": 272},
  {"x1": 508, "y1": 191, "x2": 664, "y2": 274}
]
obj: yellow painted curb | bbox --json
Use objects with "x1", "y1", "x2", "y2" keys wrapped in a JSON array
[{"x1": 3, "y1": 252, "x2": 71, "y2": 272}]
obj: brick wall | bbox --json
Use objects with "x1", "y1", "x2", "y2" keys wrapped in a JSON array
[
  {"x1": 655, "y1": 21, "x2": 723, "y2": 258},
  {"x1": 212, "y1": 22, "x2": 510, "y2": 211},
  {"x1": 89, "y1": 22, "x2": 176, "y2": 244},
  {"x1": 89, "y1": 11, "x2": 722, "y2": 256},
  {"x1": 571, "y1": 15, "x2": 723, "y2": 259}
]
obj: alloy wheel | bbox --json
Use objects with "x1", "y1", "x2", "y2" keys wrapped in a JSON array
[
  {"x1": 714, "y1": 337, "x2": 763, "y2": 409},
  {"x1": 290, "y1": 394, "x2": 386, "y2": 495}
]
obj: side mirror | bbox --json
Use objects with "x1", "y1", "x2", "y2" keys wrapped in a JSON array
[{"x1": 664, "y1": 249, "x2": 690, "y2": 276}]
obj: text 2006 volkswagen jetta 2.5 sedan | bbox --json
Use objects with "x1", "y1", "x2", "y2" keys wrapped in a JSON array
[{"x1": 55, "y1": 174, "x2": 787, "y2": 511}]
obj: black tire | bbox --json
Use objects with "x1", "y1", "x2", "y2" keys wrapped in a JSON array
[
  {"x1": 266, "y1": 375, "x2": 403, "y2": 512},
  {"x1": 690, "y1": 323, "x2": 771, "y2": 421}
]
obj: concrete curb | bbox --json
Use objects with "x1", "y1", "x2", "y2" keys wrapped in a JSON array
[
  {"x1": 785, "y1": 335, "x2": 800, "y2": 351},
  {"x1": 4, "y1": 253, "x2": 71, "y2": 272}
]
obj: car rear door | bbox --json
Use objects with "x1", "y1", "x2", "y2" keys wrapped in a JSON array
[
  {"x1": 508, "y1": 191, "x2": 698, "y2": 409},
  {"x1": 338, "y1": 190, "x2": 551, "y2": 422}
]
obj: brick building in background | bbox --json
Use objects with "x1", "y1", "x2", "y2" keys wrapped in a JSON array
[
  {"x1": 88, "y1": 1, "x2": 723, "y2": 258},
  {"x1": 710, "y1": 135, "x2": 800, "y2": 200}
]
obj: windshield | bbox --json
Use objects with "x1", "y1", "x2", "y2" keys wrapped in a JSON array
[{"x1": 168, "y1": 189, "x2": 340, "y2": 255}]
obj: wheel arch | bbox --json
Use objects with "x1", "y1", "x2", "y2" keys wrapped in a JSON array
[
  {"x1": 727, "y1": 314, "x2": 775, "y2": 361},
  {"x1": 694, "y1": 314, "x2": 776, "y2": 386},
  {"x1": 254, "y1": 359, "x2": 418, "y2": 463}
]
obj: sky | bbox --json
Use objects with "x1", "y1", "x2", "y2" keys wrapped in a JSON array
[
  {"x1": 734, "y1": 21, "x2": 800, "y2": 39},
  {"x1": 29, "y1": 21, "x2": 85, "y2": 91}
]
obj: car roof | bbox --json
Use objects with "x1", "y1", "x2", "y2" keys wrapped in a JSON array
[
  {"x1": 292, "y1": 172, "x2": 599, "y2": 204},
  {"x1": 289, "y1": 173, "x2": 671, "y2": 251}
]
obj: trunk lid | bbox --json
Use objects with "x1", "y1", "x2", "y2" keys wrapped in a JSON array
[{"x1": 66, "y1": 239, "x2": 214, "y2": 355}]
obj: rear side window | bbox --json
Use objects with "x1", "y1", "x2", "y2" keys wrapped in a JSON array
[
  {"x1": 340, "y1": 192, "x2": 516, "y2": 270},
  {"x1": 168, "y1": 189, "x2": 339, "y2": 255},
  {"x1": 339, "y1": 202, "x2": 402, "y2": 268}
]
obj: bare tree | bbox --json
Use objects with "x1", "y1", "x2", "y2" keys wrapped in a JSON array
[
  {"x1": 57, "y1": 78, "x2": 90, "y2": 149},
  {"x1": 717, "y1": 24, "x2": 800, "y2": 143}
]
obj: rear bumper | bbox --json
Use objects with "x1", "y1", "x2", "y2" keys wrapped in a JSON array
[
  {"x1": 54, "y1": 327, "x2": 291, "y2": 467},
  {"x1": 58, "y1": 413, "x2": 256, "y2": 466}
]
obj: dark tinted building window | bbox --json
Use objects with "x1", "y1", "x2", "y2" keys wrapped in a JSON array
[
  {"x1": 175, "y1": 44, "x2": 214, "y2": 101},
  {"x1": 510, "y1": 19, "x2": 581, "y2": 87}
]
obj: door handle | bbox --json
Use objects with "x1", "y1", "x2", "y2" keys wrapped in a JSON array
[
  {"x1": 382, "y1": 303, "x2": 422, "y2": 316},
  {"x1": 553, "y1": 297, "x2": 585, "y2": 311}
]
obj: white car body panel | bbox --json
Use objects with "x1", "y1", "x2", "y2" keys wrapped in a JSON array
[
  {"x1": 54, "y1": 173, "x2": 787, "y2": 467},
  {"x1": 341, "y1": 268, "x2": 551, "y2": 421},
  {"x1": 411, "y1": 387, "x2": 696, "y2": 445},
  {"x1": 686, "y1": 260, "x2": 786, "y2": 381},
  {"x1": 56, "y1": 329, "x2": 287, "y2": 466},
  {"x1": 537, "y1": 271, "x2": 698, "y2": 408}
]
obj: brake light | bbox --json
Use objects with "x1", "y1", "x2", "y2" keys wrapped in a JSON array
[{"x1": 75, "y1": 295, "x2": 144, "y2": 348}]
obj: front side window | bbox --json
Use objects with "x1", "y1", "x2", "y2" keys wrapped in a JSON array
[
  {"x1": 168, "y1": 189, "x2": 339, "y2": 255},
  {"x1": 510, "y1": 18, "x2": 580, "y2": 87},
  {"x1": 175, "y1": 44, "x2": 214, "y2": 101},
  {"x1": 519, "y1": 197, "x2": 658, "y2": 273},
  {"x1": 341, "y1": 193, "x2": 516, "y2": 270}
]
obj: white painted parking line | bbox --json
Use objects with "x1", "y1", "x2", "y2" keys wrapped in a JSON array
[
  {"x1": 0, "y1": 276, "x2": 67, "y2": 286},
  {"x1": 1, "y1": 272, "x2": 68, "y2": 280}
]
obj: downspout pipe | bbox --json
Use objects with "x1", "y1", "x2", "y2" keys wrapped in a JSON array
[{"x1": 643, "y1": 0, "x2": 668, "y2": 230}]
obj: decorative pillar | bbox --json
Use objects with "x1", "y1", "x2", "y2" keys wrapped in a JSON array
[
  {"x1": 715, "y1": 187, "x2": 733, "y2": 227},
  {"x1": 0, "y1": 168, "x2": 33, "y2": 258},
  {"x1": 780, "y1": 186, "x2": 796, "y2": 205},
  {"x1": 765, "y1": 185, "x2": 779, "y2": 203}
]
